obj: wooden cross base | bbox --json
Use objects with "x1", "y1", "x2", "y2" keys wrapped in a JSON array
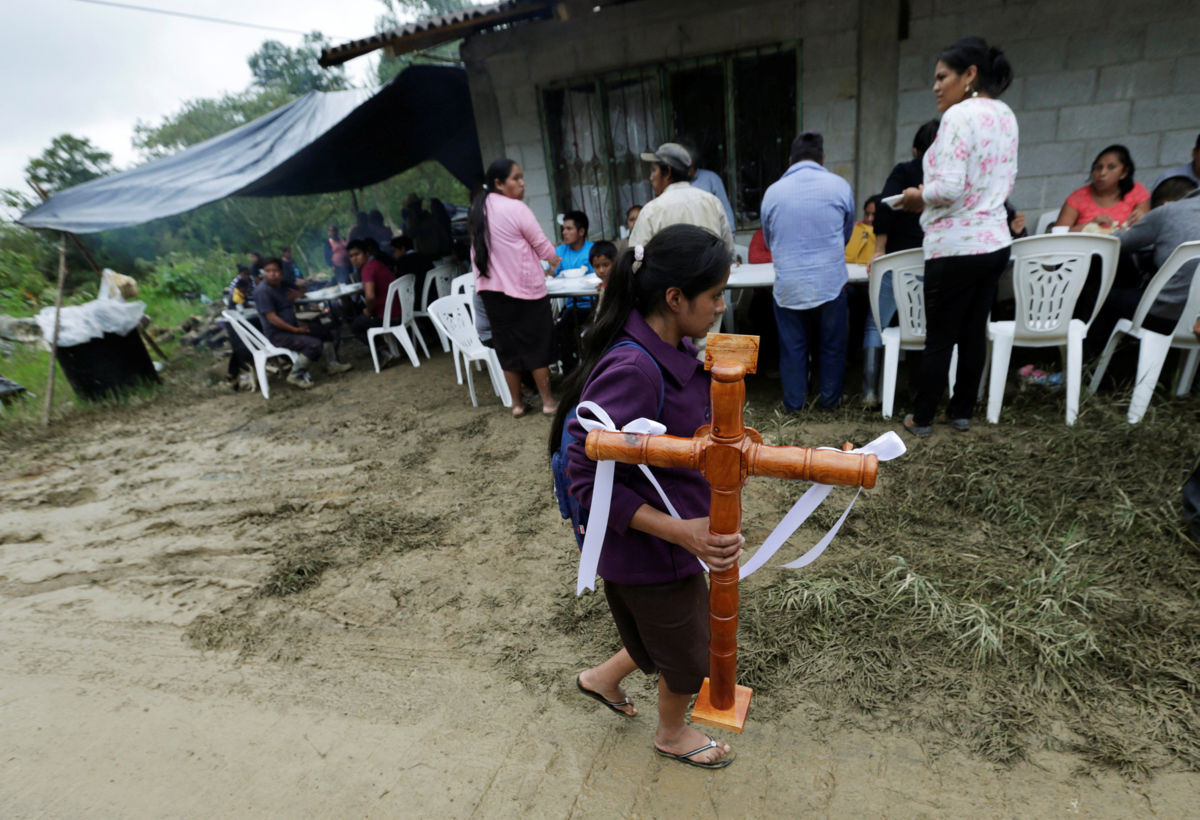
[{"x1": 692, "y1": 679, "x2": 752, "y2": 733}]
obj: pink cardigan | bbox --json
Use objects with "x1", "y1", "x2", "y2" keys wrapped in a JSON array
[{"x1": 471, "y1": 193, "x2": 557, "y2": 300}]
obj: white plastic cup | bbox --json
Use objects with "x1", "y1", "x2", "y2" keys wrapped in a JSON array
[{"x1": 1050, "y1": 226, "x2": 1069, "y2": 234}]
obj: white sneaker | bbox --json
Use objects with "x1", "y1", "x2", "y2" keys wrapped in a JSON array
[{"x1": 287, "y1": 370, "x2": 315, "y2": 389}]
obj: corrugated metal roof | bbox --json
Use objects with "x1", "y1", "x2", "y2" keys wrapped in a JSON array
[{"x1": 319, "y1": 1, "x2": 555, "y2": 67}]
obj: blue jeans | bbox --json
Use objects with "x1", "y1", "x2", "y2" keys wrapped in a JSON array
[
  {"x1": 773, "y1": 289, "x2": 848, "y2": 411},
  {"x1": 862, "y1": 272, "x2": 896, "y2": 349}
]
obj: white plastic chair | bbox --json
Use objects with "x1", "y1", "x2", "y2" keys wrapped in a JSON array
[
  {"x1": 723, "y1": 244, "x2": 753, "y2": 332},
  {"x1": 451, "y1": 272, "x2": 475, "y2": 298},
  {"x1": 1088, "y1": 241, "x2": 1200, "y2": 423},
  {"x1": 867, "y1": 249, "x2": 962, "y2": 418},
  {"x1": 986, "y1": 233, "x2": 1120, "y2": 426},
  {"x1": 449, "y1": 272, "x2": 477, "y2": 385},
  {"x1": 222, "y1": 310, "x2": 297, "y2": 400},
  {"x1": 1035, "y1": 210, "x2": 1059, "y2": 235},
  {"x1": 415, "y1": 263, "x2": 456, "y2": 352},
  {"x1": 426, "y1": 294, "x2": 512, "y2": 407},
  {"x1": 366, "y1": 275, "x2": 424, "y2": 372},
  {"x1": 869, "y1": 249, "x2": 924, "y2": 419}
]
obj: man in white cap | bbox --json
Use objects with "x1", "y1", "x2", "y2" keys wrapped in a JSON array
[{"x1": 629, "y1": 142, "x2": 734, "y2": 253}]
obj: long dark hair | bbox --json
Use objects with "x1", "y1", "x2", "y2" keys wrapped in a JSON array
[
  {"x1": 914, "y1": 119, "x2": 940, "y2": 155},
  {"x1": 1091, "y1": 144, "x2": 1137, "y2": 199},
  {"x1": 548, "y1": 224, "x2": 731, "y2": 456},
  {"x1": 469, "y1": 158, "x2": 517, "y2": 277},
  {"x1": 938, "y1": 35, "x2": 1013, "y2": 98}
]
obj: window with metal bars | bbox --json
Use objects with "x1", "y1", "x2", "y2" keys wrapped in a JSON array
[{"x1": 538, "y1": 44, "x2": 800, "y2": 239}]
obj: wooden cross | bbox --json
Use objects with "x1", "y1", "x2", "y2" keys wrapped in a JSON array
[{"x1": 585, "y1": 333, "x2": 878, "y2": 733}]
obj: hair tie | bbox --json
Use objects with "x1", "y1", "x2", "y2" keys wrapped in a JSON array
[{"x1": 632, "y1": 244, "x2": 644, "y2": 274}]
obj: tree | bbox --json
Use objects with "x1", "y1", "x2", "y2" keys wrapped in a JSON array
[
  {"x1": 133, "y1": 87, "x2": 294, "y2": 158},
  {"x1": 26, "y1": 134, "x2": 114, "y2": 193},
  {"x1": 2, "y1": 133, "x2": 113, "y2": 229},
  {"x1": 248, "y1": 32, "x2": 349, "y2": 95}
]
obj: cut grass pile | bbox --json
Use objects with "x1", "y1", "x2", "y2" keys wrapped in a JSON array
[{"x1": 725, "y1": 388, "x2": 1200, "y2": 776}]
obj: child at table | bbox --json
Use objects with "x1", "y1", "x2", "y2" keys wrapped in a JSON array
[
  {"x1": 549, "y1": 224, "x2": 743, "y2": 769},
  {"x1": 589, "y1": 240, "x2": 617, "y2": 295}
]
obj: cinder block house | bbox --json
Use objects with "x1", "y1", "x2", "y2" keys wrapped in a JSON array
[{"x1": 323, "y1": 0, "x2": 1200, "y2": 240}]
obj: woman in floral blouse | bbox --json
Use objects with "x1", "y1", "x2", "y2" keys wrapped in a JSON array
[{"x1": 899, "y1": 35, "x2": 1018, "y2": 436}]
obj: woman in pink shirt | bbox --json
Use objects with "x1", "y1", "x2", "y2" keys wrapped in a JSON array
[
  {"x1": 470, "y1": 159, "x2": 563, "y2": 417},
  {"x1": 1053, "y1": 145, "x2": 1150, "y2": 232}
]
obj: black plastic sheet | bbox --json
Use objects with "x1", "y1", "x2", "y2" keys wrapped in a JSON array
[{"x1": 19, "y1": 66, "x2": 482, "y2": 234}]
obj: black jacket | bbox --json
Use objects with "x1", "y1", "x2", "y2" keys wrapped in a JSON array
[{"x1": 875, "y1": 159, "x2": 925, "y2": 254}]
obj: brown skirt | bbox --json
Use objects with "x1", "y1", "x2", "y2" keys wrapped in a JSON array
[
  {"x1": 603, "y1": 573, "x2": 710, "y2": 694},
  {"x1": 477, "y1": 291, "x2": 554, "y2": 372}
]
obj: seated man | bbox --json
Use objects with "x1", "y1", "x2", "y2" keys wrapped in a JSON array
[
  {"x1": 553, "y1": 209, "x2": 596, "y2": 309},
  {"x1": 554, "y1": 210, "x2": 595, "y2": 275},
  {"x1": 1088, "y1": 176, "x2": 1200, "y2": 358},
  {"x1": 390, "y1": 235, "x2": 435, "y2": 298},
  {"x1": 346, "y1": 239, "x2": 400, "y2": 366},
  {"x1": 1152, "y1": 132, "x2": 1200, "y2": 191},
  {"x1": 279, "y1": 247, "x2": 317, "y2": 291},
  {"x1": 552, "y1": 210, "x2": 596, "y2": 376},
  {"x1": 247, "y1": 251, "x2": 265, "y2": 282},
  {"x1": 252, "y1": 257, "x2": 352, "y2": 389}
]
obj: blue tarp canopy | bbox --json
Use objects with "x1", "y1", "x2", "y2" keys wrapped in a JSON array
[{"x1": 19, "y1": 65, "x2": 482, "y2": 234}]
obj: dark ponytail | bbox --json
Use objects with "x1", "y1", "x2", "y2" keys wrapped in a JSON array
[
  {"x1": 938, "y1": 36, "x2": 1013, "y2": 98},
  {"x1": 469, "y1": 158, "x2": 517, "y2": 277},
  {"x1": 548, "y1": 225, "x2": 731, "y2": 456}
]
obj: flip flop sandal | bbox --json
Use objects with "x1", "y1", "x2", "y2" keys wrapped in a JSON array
[
  {"x1": 902, "y1": 414, "x2": 932, "y2": 438},
  {"x1": 654, "y1": 735, "x2": 734, "y2": 769},
  {"x1": 576, "y1": 676, "x2": 635, "y2": 717}
]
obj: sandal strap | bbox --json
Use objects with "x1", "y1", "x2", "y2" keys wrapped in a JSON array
[{"x1": 677, "y1": 736, "x2": 719, "y2": 760}]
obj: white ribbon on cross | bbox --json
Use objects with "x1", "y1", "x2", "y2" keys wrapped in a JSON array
[
  {"x1": 574, "y1": 401, "x2": 687, "y2": 595},
  {"x1": 572, "y1": 403, "x2": 906, "y2": 594},
  {"x1": 737, "y1": 431, "x2": 906, "y2": 577}
]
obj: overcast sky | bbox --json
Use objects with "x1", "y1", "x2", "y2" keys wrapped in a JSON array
[{"x1": 0, "y1": 0, "x2": 407, "y2": 194}]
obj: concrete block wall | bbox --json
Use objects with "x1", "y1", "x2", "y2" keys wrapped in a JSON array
[
  {"x1": 462, "y1": 0, "x2": 863, "y2": 236},
  {"x1": 894, "y1": 0, "x2": 1200, "y2": 221}
]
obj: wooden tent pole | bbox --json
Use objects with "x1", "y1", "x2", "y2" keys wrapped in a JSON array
[
  {"x1": 27, "y1": 180, "x2": 103, "y2": 275},
  {"x1": 43, "y1": 235, "x2": 68, "y2": 426}
]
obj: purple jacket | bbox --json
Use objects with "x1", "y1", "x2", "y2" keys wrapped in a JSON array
[{"x1": 566, "y1": 310, "x2": 712, "y2": 584}]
